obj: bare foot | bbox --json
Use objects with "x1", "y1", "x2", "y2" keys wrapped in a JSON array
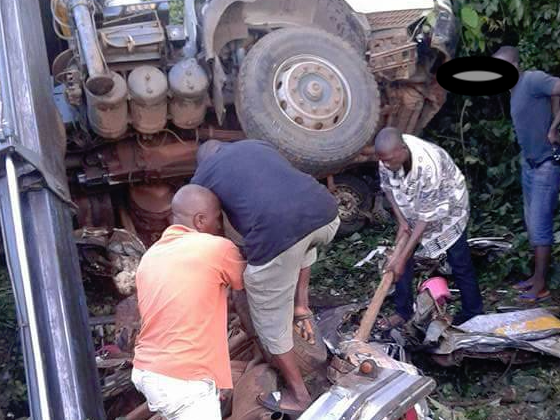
[{"x1": 526, "y1": 276, "x2": 546, "y2": 297}]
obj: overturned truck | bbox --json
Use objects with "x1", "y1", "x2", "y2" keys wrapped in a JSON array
[
  {"x1": 0, "y1": 0, "x2": 457, "y2": 418},
  {"x1": 50, "y1": 0, "x2": 456, "y2": 242}
]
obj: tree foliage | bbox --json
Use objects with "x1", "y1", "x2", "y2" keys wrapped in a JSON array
[{"x1": 427, "y1": 0, "x2": 560, "y2": 286}]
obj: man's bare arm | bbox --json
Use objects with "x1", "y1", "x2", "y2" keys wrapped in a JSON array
[
  {"x1": 384, "y1": 190, "x2": 407, "y2": 225},
  {"x1": 384, "y1": 190, "x2": 411, "y2": 243},
  {"x1": 549, "y1": 96, "x2": 560, "y2": 143},
  {"x1": 550, "y1": 80, "x2": 560, "y2": 96},
  {"x1": 400, "y1": 220, "x2": 428, "y2": 261}
]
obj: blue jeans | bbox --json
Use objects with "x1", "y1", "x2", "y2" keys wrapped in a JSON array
[
  {"x1": 395, "y1": 231, "x2": 483, "y2": 320},
  {"x1": 522, "y1": 160, "x2": 560, "y2": 247}
]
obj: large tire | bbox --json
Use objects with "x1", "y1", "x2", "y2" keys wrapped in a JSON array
[
  {"x1": 236, "y1": 27, "x2": 380, "y2": 176},
  {"x1": 333, "y1": 174, "x2": 373, "y2": 237}
]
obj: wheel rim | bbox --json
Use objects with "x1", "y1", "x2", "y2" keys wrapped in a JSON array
[
  {"x1": 334, "y1": 185, "x2": 362, "y2": 221},
  {"x1": 273, "y1": 54, "x2": 351, "y2": 132}
]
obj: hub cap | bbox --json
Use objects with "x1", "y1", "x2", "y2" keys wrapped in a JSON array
[{"x1": 274, "y1": 55, "x2": 351, "y2": 132}]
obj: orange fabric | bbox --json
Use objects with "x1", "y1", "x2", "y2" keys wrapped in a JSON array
[{"x1": 133, "y1": 225, "x2": 245, "y2": 389}]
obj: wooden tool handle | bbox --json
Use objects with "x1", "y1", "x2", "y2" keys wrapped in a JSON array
[
  {"x1": 354, "y1": 234, "x2": 410, "y2": 342},
  {"x1": 355, "y1": 270, "x2": 394, "y2": 341}
]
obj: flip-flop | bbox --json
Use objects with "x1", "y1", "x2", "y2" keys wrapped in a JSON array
[
  {"x1": 517, "y1": 289, "x2": 551, "y2": 303},
  {"x1": 257, "y1": 392, "x2": 305, "y2": 417},
  {"x1": 294, "y1": 313, "x2": 316, "y2": 345},
  {"x1": 512, "y1": 280, "x2": 533, "y2": 291}
]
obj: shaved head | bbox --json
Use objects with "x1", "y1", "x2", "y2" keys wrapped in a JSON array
[
  {"x1": 493, "y1": 46, "x2": 519, "y2": 67},
  {"x1": 374, "y1": 127, "x2": 409, "y2": 171},
  {"x1": 374, "y1": 127, "x2": 405, "y2": 155},
  {"x1": 172, "y1": 184, "x2": 223, "y2": 235},
  {"x1": 197, "y1": 140, "x2": 223, "y2": 164}
]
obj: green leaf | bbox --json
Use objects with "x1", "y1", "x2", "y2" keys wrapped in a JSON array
[
  {"x1": 465, "y1": 155, "x2": 480, "y2": 165},
  {"x1": 461, "y1": 6, "x2": 480, "y2": 29}
]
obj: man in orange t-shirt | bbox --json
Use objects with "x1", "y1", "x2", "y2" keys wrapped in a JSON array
[{"x1": 131, "y1": 184, "x2": 246, "y2": 420}]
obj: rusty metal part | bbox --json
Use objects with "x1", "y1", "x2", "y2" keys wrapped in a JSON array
[
  {"x1": 108, "y1": 228, "x2": 147, "y2": 295},
  {"x1": 53, "y1": 49, "x2": 83, "y2": 106},
  {"x1": 119, "y1": 206, "x2": 138, "y2": 235},
  {"x1": 384, "y1": 77, "x2": 447, "y2": 135},
  {"x1": 359, "y1": 359, "x2": 378, "y2": 376},
  {"x1": 75, "y1": 193, "x2": 115, "y2": 228},
  {"x1": 69, "y1": 0, "x2": 114, "y2": 96},
  {"x1": 223, "y1": 360, "x2": 251, "y2": 418},
  {"x1": 76, "y1": 130, "x2": 244, "y2": 186},
  {"x1": 169, "y1": 58, "x2": 209, "y2": 129},
  {"x1": 274, "y1": 54, "x2": 350, "y2": 132},
  {"x1": 80, "y1": 136, "x2": 198, "y2": 185},
  {"x1": 98, "y1": 19, "x2": 165, "y2": 66},
  {"x1": 230, "y1": 364, "x2": 278, "y2": 420},
  {"x1": 431, "y1": 350, "x2": 537, "y2": 367},
  {"x1": 197, "y1": 127, "x2": 246, "y2": 141},
  {"x1": 129, "y1": 183, "x2": 173, "y2": 246},
  {"x1": 115, "y1": 295, "x2": 141, "y2": 354},
  {"x1": 128, "y1": 66, "x2": 168, "y2": 134},
  {"x1": 368, "y1": 29, "x2": 417, "y2": 81},
  {"x1": 64, "y1": 68, "x2": 84, "y2": 107},
  {"x1": 367, "y1": 9, "x2": 426, "y2": 30},
  {"x1": 327, "y1": 355, "x2": 356, "y2": 383},
  {"x1": 85, "y1": 71, "x2": 128, "y2": 139},
  {"x1": 334, "y1": 184, "x2": 363, "y2": 221}
]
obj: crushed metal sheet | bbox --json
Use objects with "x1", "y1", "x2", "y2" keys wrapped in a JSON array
[
  {"x1": 430, "y1": 309, "x2": 560, "y2": 358},
  {"x1": 459, "y1": 309, "x2": 560, "y2": 340}
]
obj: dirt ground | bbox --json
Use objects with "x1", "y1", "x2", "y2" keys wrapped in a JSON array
[
  {"x1": 3, "y1": 223, "x2": 560, "y2": 419},
  {"x1": 309, "y1": 225, "x2": 560, "y2": 420}
]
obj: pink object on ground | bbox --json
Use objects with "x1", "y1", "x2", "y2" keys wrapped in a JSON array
[{"x1": 418, "y1": 276, "x2": 451, "y2": 305}]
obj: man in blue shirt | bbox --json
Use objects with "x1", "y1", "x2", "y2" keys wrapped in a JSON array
[
  {"x1": 494, "y1": 46, "x2": 560, "y2": 301},
  {"x1": 191, "y1": 139, "x2": 340, "y2": 415}
]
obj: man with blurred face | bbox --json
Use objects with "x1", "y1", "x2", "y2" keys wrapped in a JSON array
[
  {"x1": 494, "y1": 46, "x2": 560, "y2": 301},
  {"x1": 374, "y1": 127, "x2": 483, "y2": 328},
  {"x1": 131, "y1": 184, "x2": 246, "y2": 420}
]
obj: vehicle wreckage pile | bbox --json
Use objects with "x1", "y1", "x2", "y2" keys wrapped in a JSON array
[{"x1": 85, "y1": 228, "x2": 560, "y2": 420}]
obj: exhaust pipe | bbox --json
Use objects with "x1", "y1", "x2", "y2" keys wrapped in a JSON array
[{"x1": 68, "y1": 0, "x2": 114, "y2": 95}]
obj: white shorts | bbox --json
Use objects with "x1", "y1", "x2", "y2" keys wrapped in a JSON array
[{"x1": 131, "y1": 368, "x2": 221, "y2": 420}]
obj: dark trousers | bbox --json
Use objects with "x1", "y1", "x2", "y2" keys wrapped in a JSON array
[{"x1": 395, "y1": 231, "x2": 483, "y2": 320}]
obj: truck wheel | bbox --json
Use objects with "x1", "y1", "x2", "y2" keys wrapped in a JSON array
[
  {"x1": 236, "y1": 27, "x2": 380, "y2": 176},
  {"x1": 333, "y1": 174, "x2": 373, "y2": 237}
]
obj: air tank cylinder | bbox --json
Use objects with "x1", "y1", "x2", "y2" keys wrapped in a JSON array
[
  {"x1": 169, "y1": 58, "x2": 209, "y2": 129},
  {"x1": 128, "y1": 66, "x2": 169, "y2": 134},
  {"x1": 85, "y1": 71, "x2": 128, "y2": 139}
]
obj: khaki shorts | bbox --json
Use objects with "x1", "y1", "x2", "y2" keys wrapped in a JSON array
[{"x1": 244, "y1": 217, "x2": 340, "y2": 355}]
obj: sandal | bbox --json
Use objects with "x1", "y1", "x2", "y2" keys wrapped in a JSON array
[
  {"x1": 294, "y1": 313, "x2": 316, "y2": 345},
  {"x1": 517, "y1": 289, "x2": 551, "y2": 303},
  {"x1": 257, "y1": 392, "x2": 306, "y2": 418},
  {"x1": 376, "y1": 313, "x2": 406, "y2": 331},
  {"x1": 512, "y1": 280, "x2": 534, "y2": 291}
]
